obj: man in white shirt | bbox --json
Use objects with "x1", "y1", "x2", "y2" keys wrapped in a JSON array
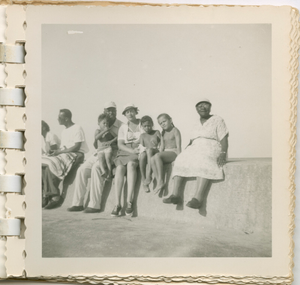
[
  {"x1": 42, "y1": 109, "x2": 88, "y2": 209},
  {"x1": 68, "y1": 102, "x2": 123, "y2": 213}
]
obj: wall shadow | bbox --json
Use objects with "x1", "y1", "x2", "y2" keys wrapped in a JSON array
[
  {"x1": 59, "y1": 153, "x2": 84, "y2": 206},
  {"x1": 121, "y1": 169, "x2": 142, "y2": 217}
]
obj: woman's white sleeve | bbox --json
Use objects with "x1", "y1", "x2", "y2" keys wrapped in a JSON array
[
  {"x1": 217, "y1": 119, "x2": 229, "y2": 141},
  {"x1": 118, "y1": 125, "x2": 126, "y2": 141}
]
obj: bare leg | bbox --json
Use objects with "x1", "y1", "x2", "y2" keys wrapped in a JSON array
[
  {"x1": 150, "y1": 155, "x2": 158, "y2": 181},
  {"x1": 172, "y1": 175, "x2": 185, "y2": 196},
  {"x1": 145, "y1": 148, "x2": 157, "y2": 184},
  {"x1": 104, "y1": 150, "x2": 113, "y2": 179},
  {"x1": 194, "y1": 177, "x2": 210, "y2": 203},
  {"x1": 162, "y1": 175, "x2": 184, "y2": 204},
  {"x1": 114, "y1": 165, "x2": 126, "y2": 206},
  {"x1": 126, "y1": 161, "x2": 138, "y2": 203},
  {"x1": 98, "y1": 153, "x2": 107, "y2": 178},
  {"x1": 154, "y1": 151, "x2": 177, "y2": 192},
  {"x1": 139, "y1": 152, "x2": 147, "y2": 184}
]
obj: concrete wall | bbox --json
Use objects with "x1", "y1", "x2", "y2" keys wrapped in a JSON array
[{"x1": 75, "y1": 158, "x2": 271, "y2": 235}]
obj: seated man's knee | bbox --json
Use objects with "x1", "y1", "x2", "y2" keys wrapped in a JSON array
[{"x1": 77, "y1": 164, "x2": 88, "y2": 176}]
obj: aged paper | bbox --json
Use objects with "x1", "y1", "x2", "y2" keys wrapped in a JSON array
[{"x1": 5, "y1": 4, "x2": 298, "y2": 284}]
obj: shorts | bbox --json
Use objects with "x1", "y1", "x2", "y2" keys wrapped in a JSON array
[{"x1": 164, "y1": 148, "x2": 179, "y2": 155}]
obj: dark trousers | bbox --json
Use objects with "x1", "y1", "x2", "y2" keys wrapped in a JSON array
[
  {"x1": 42, "y1": 165, "x2": 61, "y2": 198},
  {"x1": 42, "y1": 152, "x2": 85, "y2": 198}
]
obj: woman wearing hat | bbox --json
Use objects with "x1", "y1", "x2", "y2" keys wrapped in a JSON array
[
  {"x1": 111, "y1": 103, "x2": 143, "y2": 217},
  {"x1": 163, "y1": 98, "x2": 229, "y2": 209}
]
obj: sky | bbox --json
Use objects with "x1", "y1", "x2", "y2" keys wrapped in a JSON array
[{"x1": 42, "y1": 24, "x2": 271, "y2": 158}]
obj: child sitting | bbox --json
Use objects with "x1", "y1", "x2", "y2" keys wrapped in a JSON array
[
  {"x1": 138, "y1": 115, "x2": 161, "y2": 192},
  {"x1": 150, "y1": 113, "x2": 181, "y2": 193},
  {"x1": 95, "y1": 113, "x2": 117, "y2": 180}
]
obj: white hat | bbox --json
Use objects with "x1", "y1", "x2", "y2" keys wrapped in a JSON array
[
  {"x1": 195, "y1": 98, "x2": 211, "y2": 107},
  {"x1": 104, "y1": 101, "x2": 117, "y2": 109},
  {"x1": 122, "y1": 103, "x2": 139, "y2": 115}
]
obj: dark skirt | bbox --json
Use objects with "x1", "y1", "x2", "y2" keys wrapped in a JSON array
[{"x1": 114, "y1": 143, "x2": 139, "y2": 166}]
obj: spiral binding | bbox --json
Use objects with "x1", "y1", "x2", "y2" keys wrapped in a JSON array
[
  {"x1": 0, "y1": 218, "x2": 21, "y2": 236},
  {"x1": 0, "y1": 175, "x2": 22, "y2": 193},
  {"x1": 0, "y1": 88, "x2": 25, "y2": 106},
  {"x1": 0, "y1": 44, "x2": 25, "y2": 64},
  {"x1": 0, "y1": 42, "x2": 25, "y2": 238}
]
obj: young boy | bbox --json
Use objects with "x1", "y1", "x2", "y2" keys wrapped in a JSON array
[{"x1": 95, "y1": 113, "x2": 117, "y2": 180}]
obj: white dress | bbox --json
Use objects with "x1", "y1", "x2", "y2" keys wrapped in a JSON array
[{"x1": 172, "y1": 115, "x2": 228, "y2": 180}]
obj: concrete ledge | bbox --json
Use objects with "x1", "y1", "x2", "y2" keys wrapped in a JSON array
[{"x1": 66, "y1": 158, "x2": 272, "y2": 234}]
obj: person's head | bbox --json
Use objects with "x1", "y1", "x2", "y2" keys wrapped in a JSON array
[
  {"x1": 141, "y1": 116, "x2": 154, "y2": 134},
  {"x1": 98, "y1": 113, "x2": 110, "y2": 130},
  {"x1": 195, "y1": 98, "x2": 212, "y2": 118},
  {"x1": 104, "y1": 101, "x2": 117, "y2": 122},
  {"x1": 58, "y1": 109, "x2": 72, "y2": 126},
  {"x1": 122, "y1": 103, "x2": 139, "y2": 122},
  {"x1": 157, "y1": 113, "x2": 173, "y2": 131},
  {"x1": 41, "y1": 120, "x2": 50, "y2": 136}
]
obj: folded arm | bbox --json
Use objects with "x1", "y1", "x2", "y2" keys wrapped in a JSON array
[
  {"x1": 50, "y1": 142, "x2": 82, "y2": 156},
  {"x1": 118, "y1": 139, "x2": 139, "y2": 154}
]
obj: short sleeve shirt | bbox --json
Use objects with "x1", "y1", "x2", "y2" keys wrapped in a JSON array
[
  {"x1": 42, "y1": 132, "x2": 61, "y2": 154},
  {"x1": 61, "y1": 124, "x2": 89, "y2": 153}
]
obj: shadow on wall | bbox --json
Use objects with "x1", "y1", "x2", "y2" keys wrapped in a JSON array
[{"x1": 80, "y1": 162, "x2": 219, "y2": 218}]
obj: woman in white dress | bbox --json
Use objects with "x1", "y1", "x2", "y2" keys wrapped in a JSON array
[{"x1": 163, "y1": 98, "x2": 229, "y2": 209}]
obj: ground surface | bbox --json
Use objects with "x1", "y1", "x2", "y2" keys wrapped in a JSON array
[
  {"x1": 43, "y1": 159, "x2": 272, "y2": 258},
  {"x1": 43, "y1": 209, "x2": 271, "y2": 258}
]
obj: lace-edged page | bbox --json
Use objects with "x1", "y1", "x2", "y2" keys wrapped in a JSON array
[{"x1": 4, "y1": 4, "x2": 299, "y2": 284}]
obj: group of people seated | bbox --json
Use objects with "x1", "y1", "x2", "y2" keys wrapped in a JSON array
[{"x1": 41, "y1": 99, "x2": 229, "y2": 217}]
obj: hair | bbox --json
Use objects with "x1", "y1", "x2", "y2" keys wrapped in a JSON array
[
  {"x1": 157, "y1": 113, "x2": 175, "y2": 135},
  {"x1": 41, "y1": 120, "x2": 50, "y2": 132},
  {"x1": 141, "y1": 115, "x2": 154, "y2": 126},
  {"x1": 98, "y1": 113, "x2": 110, "y2": 125},
  {"x1": 59, "y1": 109, "x2": 72, "y2": 120}
]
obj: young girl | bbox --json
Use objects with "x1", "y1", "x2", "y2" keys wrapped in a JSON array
[
  {"x1": 95, "y1": 113, "x2": 117, "y2": 180},
  {"x1": 138, "y1": 116, "x2": 161, "y2": 192},
  {"x1": 150, "y1": 113, "x2": 181, "y2": 193}
]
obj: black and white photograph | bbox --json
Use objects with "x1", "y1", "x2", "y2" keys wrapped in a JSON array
[{"x1": 40, "y1": 23, "x2": 271, "y2": 258}]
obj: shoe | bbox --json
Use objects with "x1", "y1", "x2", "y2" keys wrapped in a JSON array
[
  {"x1": 44, "y1": 198, "x2": 61, "y2": 210},
  {"x1": 84, "y1": 207, "x2": 101, "y2": 213},
  {"x1": 67, "y1": 206, "x2": 84, "y2": 212},
  {"x1": 111, "y1": 205, "x2": 122, "y2": 217},
  {"x1": 186, "y1": 198, "x2": 202, "y2": 209},
  {"x1": 125, "y1": 201, "x2": 133, "y2": 216},
  {"x1": 42, "y1": 197, "x2": 49, "y2": 208},
  {"x1": 163, "y1": 195, "x2": 180, "y2": 204}
]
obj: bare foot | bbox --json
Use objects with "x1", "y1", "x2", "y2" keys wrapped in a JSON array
[
  {"x1": 153, "y1": 182, "x2": 165, "y2": 194},
  {"x1": 144, "y1": 178, "x2": 151, "y2": 186},
  {"x1": 106, "y1": 173, "x2": 112, "y2": 180},
  {"x1": 143, "y1": 184, "x2": 150, "y2": 193}
]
